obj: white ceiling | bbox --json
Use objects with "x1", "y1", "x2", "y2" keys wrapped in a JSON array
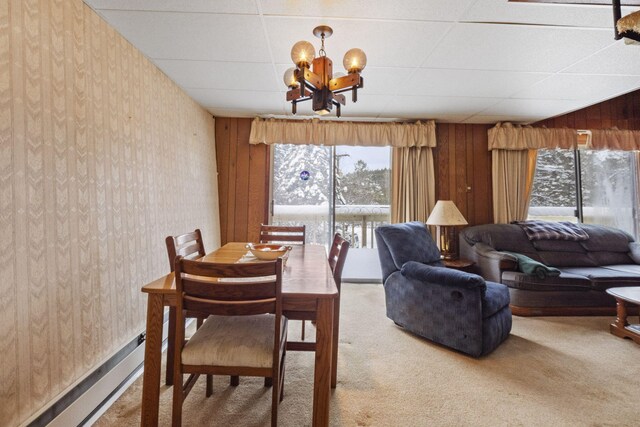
[{"x1": 84, "y1": 0, "x2": 640, "y2": 124}]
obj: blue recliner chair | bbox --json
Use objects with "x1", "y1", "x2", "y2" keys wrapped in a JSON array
[{"x1": 375, "y1": 221, "x2": 512, "y2": 357}]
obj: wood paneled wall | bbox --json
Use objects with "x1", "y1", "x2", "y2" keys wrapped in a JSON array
[
  {"x1": 214, "y1": 119, "x2": 494, "y2": 233},
  {"x1": 2, "y1": 1, "x2": 220, "y2": 425},
  {"x1": 536, "y1": 89, "x2": 640, "y2": 130},
  {"x1": 215, "y1": 118, "x2": 270, "y2": 244},
  {"x1": 434, "y1": 124, "x2": 493, "y2": 226}
]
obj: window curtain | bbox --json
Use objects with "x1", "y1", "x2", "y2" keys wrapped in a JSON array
[
  {"x1": 488, "y1": 123, "x2": 578, "y2": 223},
  {"x1": 589, "y1": 128, "x2": 640, "y2": 150},
  {"x1": 391, "y1": 147, "x2": 436, "y2": 223},
  {"x1": 250, "y1": 117, "x2": 438, "y2": 224},
  {"x1": 491, "y1": 149, "x2": 537, "y2": 223},
  {"x1": 249, "y1": 117, "x2": 436, "y2": 147}
]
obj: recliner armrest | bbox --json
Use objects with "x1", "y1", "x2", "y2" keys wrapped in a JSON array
[{"x1": 401, "y1": 261, "x2": 486, "y2": 290}]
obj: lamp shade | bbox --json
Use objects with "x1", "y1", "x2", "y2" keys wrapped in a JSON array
[
  {"x1": 343, "y1": 48, "x2": 367, "y2": 73},
  {"x1": 426, "y1": 200, "x2": 468, "y2": 226},
  {"x1": 291, "y1": 40, "x2": 315, "y2": 67}
]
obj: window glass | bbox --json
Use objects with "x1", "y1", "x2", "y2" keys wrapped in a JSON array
[
  {"x1": 580, "y1": 150, "x2": 637, "y2": 237},
  {"x1": 528, "y1": 148, "x2": 639, "y2": 239},
  {"x1": 529, "y1": 149, "x2": 578, "y2": 222}
]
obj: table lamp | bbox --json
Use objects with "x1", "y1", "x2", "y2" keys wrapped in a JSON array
[{"x1": 426, "y1": 200, "x2": 468, "y2": 260}]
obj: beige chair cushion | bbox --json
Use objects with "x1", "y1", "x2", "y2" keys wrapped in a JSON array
[{"x1": 181, "y1": 314, "x2": 287, "y2": 368}]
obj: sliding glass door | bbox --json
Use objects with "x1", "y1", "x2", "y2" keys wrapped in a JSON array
[
  {"x1": 271, "y1": 144, "x2": 391, "y2": 281},
  {"x1": 271, "y1": 144, "x2": 333, "y2": 247}
]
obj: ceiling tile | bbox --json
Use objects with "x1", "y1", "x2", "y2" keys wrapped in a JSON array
[
  {"x1": 260, "y1": 0, "x2": 477, "y2": 22},
  {"x1": 85, "y1": 0, "x2": 258, "y2": 14},
  {"x1": 155, "y1": 60, "x2": 280, "y2": 91},
  {"x1": 184, "y1": 88, "x2": 284, "y2": 111},
  {"x1": 463, "y1": 114, "x2": 545, "y2": 124},
  {"x1": 480, "y1": 98, "x2": 587, "y2": 117},
  {"x1": 97, "y1": 10, "x2": 271, "y2": 61},
  {"x1": 513, "y1": 74, "x2": 640, "y2": 100},
  {"x1": 424, "y1": 23, "x2": 615, "y2": 73},
  {"x1": 562, "y1": 40, "x2": 640, "y2": 75},
  {"x1": 461, "y1": 0, "x2": 637, "y2": 28},
  {"x1": 264, "y1": 17, "x2": 452, "y2": 68},
  {"x1": 401, "y1": 68, "x2": 551, "y2": 97},
  {"x1": 383, "y1": 96, "x2": 501, "y2": 120}
]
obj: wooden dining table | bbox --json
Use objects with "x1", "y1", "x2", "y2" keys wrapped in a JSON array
[{"x1": 140, "y1": 242, "x2": 339, "y2": 426}]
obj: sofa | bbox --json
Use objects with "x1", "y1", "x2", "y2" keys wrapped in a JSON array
[
  {"x1": 375, "y1": 221, "x2": 512, "y2": 357},
  {"x1": 460, "y1": 222, "x2": 640, "y2": 316}
]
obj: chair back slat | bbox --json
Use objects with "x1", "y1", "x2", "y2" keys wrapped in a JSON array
[
  {"x1": 180, "y1": 259, "x2": 277, "y2": 277},
  {"x1": 183, "y1": 296, "x2": 276, "y2": 316},
  {"x1": 166, "y1": 229, "x2": 206, "y2": 272},
  {"x1": 182, "y1": 279, "x2": 277, "y2": 301},
  {"x1": 260, "y1": 224, "x2": 305, "y2": 244},
  {"x1": 175, "y1": 257, "x2": 283, "y2": 317}
]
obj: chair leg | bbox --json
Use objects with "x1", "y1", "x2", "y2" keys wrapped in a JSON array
[
  {"x1": 301, "y1": 320, "x2": 305, "y2": 341},
  {"x1": 206, "y1": 375, "x2": 213, "y2": 397},
  {"x1": 230, "y1": 375, "x2": 239, "y2": 386},
  {"x1": 197, "y1": 317, "x2": 204, "y2": 329},
  {"x1": 166, "y1": 307, "x2": 177, "y2": 386},
  {"x1": 264, "y1": 377, "x2": 273, "y2": 387},
  {"x1": 172, "y1": 372, "x2": 183, "y2": 427},
  {"x1": 271, "y1": 371, "x2": 279, "y2": 427}
]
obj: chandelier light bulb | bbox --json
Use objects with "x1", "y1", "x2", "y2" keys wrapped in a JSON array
[
  {"x1": 283, "y1": 67, "x2": 299, "y2": 88},
  {"x1": 291, "y1": 41, "x2": 316, "y2": 67},
  {"x1": 343, "y1": 48, "x2": 367, "y2": 73}
]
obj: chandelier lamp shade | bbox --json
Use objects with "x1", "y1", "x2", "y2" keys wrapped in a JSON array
[{"x1": 284, "y1": 25, "x2": 366, "y2": 117}]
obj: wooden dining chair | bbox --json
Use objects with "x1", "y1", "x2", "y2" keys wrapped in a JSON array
[
  {"x1": 172, "y1": 257, "x2": 287, "y2": 427},
  {"x1": 260, "y1": 224, "x2": 306, "y2": 245},
  {"x1": 165, "y1": 229, "x2": 239, "y2": 389},
  {"x1": 327, "y1": 233, "x2": 350, "y2": 385},
  {"x1": 165, "y1": 229, "x2": 207, "y2": 387},
  {"x1": 260, "y1": 224, "x2": 307, "y2": 339}
]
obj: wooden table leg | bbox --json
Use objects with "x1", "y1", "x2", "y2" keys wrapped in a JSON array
[
  {"x1": 313, "y1": 298, "x2": 334, "y2": 427},
  {"x1": 331, "y1": 294, "x2": 340, "y2": 388},
  {"x1": 141, "y1": 293, "x2": 164, "y2": 427},
  {"x1": 166, "y1": 307, "x2": 176, "y2": 386},
  {"x1": 610, "y1": 298, "x2": 629, "y2": 339}
]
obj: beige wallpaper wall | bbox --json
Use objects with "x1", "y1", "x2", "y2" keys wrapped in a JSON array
[{"x1": 1, "y1": 0, "x2": 221, "y2": 424}]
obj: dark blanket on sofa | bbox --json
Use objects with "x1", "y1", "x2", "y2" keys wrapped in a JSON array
[
  {"x1": 512, "y1": 220, "x2": 589, "y2": 241},
  {"x1": 503, "y1": 251, "x2": 561, "y2": 279}
]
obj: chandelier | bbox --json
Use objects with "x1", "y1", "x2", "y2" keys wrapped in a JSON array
[{"x1": 283, "y1": 25, "x2": 366, "y2": 117}]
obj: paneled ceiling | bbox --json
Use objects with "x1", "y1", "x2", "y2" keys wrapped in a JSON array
[{"x1": 84, "y1": 0, "x2": 640, "y2": 123}]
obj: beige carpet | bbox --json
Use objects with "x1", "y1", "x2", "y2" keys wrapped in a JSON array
[{"x1": 94, "y1": 284, "x2": 639, "y2": 427}]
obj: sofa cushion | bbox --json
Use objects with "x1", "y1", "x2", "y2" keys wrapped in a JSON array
[
  {"x1": 482, "y1": 282, "x2": 510, "y2": 318},
  {"x1": 462, "y1": 224, "x2": 538, "y2": 254},
  {"x1": 538, "y1": 251, "x2": 598, "y2": 267},
  {"x1": 501, "y1": 270, "x2": 592, "y2": 292},
  {"x1": 578, "y1": 224, "x2": 633, "y2": 252},
  {"x1": 376, "y1": 222, "x2": 442, "y2": 270},
  {"x1": 560, "y1": 266, "x2": 640, "y2": 291},
  {"x1": 588, "y1": 251, "x2": 634, "y2": 266},
  {"x1": 531, "y1": 239, "x2": 587, "y2": 253}
]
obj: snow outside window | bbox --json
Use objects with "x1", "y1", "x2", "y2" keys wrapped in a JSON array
[{"x1": 528, "y1": 148, "x2": 639, "y2": 239}]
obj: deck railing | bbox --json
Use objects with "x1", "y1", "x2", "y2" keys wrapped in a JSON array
[{"x1": 272, "y1": 204, "x2": 390, "y2": 248}]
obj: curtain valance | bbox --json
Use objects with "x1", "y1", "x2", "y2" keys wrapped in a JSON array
[
  {"x1": 488, "y1": 122, "x2": 577, "y2": 151},
  {"x1": 590, "y1": 128, "x2": 640, "y2": 150},
  {"x1": 249, "y1": 117, "x2": 437, "y2": 147}
]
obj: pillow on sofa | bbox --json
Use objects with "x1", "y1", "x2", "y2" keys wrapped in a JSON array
[{"x1": 375, "y1": 221, "x2": 442, "y2": 270}]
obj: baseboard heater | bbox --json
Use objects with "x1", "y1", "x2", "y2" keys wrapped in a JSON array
[{"x1": 24, "y1": 312, "x2": 171, "y2": 427}]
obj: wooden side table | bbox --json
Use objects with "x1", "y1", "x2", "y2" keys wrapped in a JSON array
[{"x1": 442, "y1": 258, "x2": 474, "y2": 272}]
